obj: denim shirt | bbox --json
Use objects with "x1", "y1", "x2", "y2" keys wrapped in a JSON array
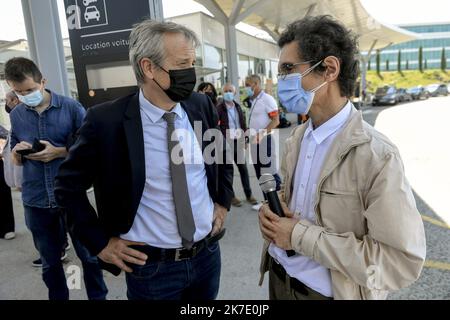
[{"x1": 9, "y1": 90, "x2": 86, "y2": 208}]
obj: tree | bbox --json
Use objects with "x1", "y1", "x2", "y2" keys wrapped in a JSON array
[
  {"x1": 368, "y1": 59, "x2": 371, "y2": 71},
  {"x1": 418, "y1": 46, "x2": 423, "y2": 72},
  {"x1": 441, "y1": 47, "x2": 447, "y2": 71},
  {"x1": 386, "y1": 59, "x2": 390, "y2": 71},
  {"x1": 376, "y1": 49, "x2": 381, "y2": 75},
  {"x1": 424, "y1": 59, "x2": 428, "y2": 70},
  {"x1": 397, "y1": 50, "x2": 402, "y2": 73},
  {"x1": 406, "y1": 60, "x2": 409, "y2": 70}
]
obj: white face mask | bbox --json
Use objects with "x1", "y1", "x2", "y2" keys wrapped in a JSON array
[{"x1": 277, "y1": 60, "x2": 327, "y2": 115}]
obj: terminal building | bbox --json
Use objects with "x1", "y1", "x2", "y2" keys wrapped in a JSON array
[{"x1": 368, "y1": 22, "x2": 450, "y2": 71}]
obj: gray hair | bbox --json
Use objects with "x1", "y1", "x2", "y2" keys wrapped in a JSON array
[
  {"x1": 129, "y1": 19, "x2": 199, "y2": 86},
  {"x1": 223, "y1": 83, "x2": 236, "y2": 92},
  {"x1": 246, "y1": 74, "x2": 261, "y2": 85}
]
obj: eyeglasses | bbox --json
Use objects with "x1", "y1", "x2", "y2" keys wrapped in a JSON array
[{"x1": 277, "y1": 60, "x2": 315, "y2": 79}]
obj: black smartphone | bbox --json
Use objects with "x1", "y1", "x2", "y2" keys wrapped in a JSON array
[
  {"x1": 32, "y1": 139, "x2": 45, "y2": 152},
  {"x1": 16, "y1": 148, "x2": 36, "y2": 156},
  {"x1": 16, "y1": 139, "x2": 45, "y2": 156}
]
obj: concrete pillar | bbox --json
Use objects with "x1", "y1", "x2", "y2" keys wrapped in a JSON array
[{"x1": 224, "y1": 23, "x2": 239, "y2": 97}]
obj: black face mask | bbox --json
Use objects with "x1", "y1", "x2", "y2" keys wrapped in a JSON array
[
  {"x1": 154, "y1": 66, "x2": 196, "y2": 102},
  {"x1": 205, "y1": 91, "x2": 216, "y2": 101}
]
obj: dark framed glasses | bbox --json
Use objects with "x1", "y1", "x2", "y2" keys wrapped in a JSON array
[{"x1": 278, "y1": 60, "x2": 315, "y2": 79}]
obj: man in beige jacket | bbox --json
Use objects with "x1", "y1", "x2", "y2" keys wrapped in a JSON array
[{"x1": 258, "y1": 15, "x2": 426, "y2": 300}]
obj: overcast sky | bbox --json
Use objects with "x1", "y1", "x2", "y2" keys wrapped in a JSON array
[{"x1": 0, "y1": 0, "x2": 449, "y2": 41}]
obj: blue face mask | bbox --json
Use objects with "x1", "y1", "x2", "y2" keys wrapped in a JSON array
[
  {"x1": 17, "y1": 89, "x2": 44, "y2": 107},
  {"x1": 223, "y1": 92, "x2": 235, "y2": 102},
  {"x1": 277, "y1": 60, "x2": 327, "y2": 115},
  {"x1": 245, "y1": 86, "x2": 254, "y2": 97}
]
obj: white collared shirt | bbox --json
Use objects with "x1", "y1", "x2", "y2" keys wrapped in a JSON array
[
  {"x1": 268, "y1": 100, "x2": 353, "y2": 298},
  {"x1": 248, "y1": 91, "x2": 278, "y2": 131},
  {"x1": 120, "y1": 90, "x2": 214, "y2": 248}
]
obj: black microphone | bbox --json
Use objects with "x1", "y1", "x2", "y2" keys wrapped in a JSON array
[{"x1": 259, "y1": 174, "x2": 296, "y2": 257}]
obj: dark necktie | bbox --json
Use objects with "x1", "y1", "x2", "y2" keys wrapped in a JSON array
[{"x1": 162, "y1": 112, "x2": 196, "y2": 249}]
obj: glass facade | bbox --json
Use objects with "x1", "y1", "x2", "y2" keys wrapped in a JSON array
[
  {"x1": 199, "y1": 45, "x2": 278, "y2": 91},
  {"x1": 368, "y1": 23, "x2": 450, "y2": 71},
  {"x1": 203, "y1": 44, "x2": 222, "y2": 69},
  {"x1": 170, "y1": 13, "x2": 280, "y2": 92}
]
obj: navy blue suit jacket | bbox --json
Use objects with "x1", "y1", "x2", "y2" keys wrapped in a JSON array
[{"x1": 55, "y1": 91, "x2": 233, "y2": 275}]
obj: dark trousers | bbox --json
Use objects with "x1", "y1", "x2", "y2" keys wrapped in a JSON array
[
  {"x1": 231, "y1": 139, "x2": 252, "y2": 199},
  {"x1": 0, "y1": 159, "x2": 15, "y2": 237},
  {"x1": 28, "y1": 210, "x2": 68, "y2": 255},
  {"x1": 24, "y1": 206, "x2": 108, "y2": 300},
  {"x1": 251, "y1": 135, "x2": 281, "y2": 197},
  {"x1": 268, "y1": 257, "x2": 333, "y2": 300},
  {"x1": 125, "y1": 242, "x2": 221, "y2": 300}
]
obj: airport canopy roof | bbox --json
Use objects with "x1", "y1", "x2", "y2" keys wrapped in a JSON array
[{"x1": 195, "y1": 0, "x2": 418, "y2": 51}]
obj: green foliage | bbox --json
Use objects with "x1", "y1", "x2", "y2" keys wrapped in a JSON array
[{"x1": 365, "y1": 69, "x2": 450, "y2": 92}]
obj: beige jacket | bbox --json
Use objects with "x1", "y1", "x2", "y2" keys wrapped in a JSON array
[{"x1": 259, "y1": 107, "x2": 426, "y2": 300}]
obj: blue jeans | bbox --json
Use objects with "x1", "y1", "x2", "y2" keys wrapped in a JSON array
[
  {"x1": 125, "y1": 241, "x2": 221, "y2": 300},
  {"x1": 24, "y1": 206, "x2": 108, "y2": 300}
]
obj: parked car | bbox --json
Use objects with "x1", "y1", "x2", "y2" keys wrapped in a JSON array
[
  {"x1": 396, "y1": 88, "x2": 413, "y2": 102},
  {"x1": 407, "y1": 86, "x2": 430, "y2": 100},
  {"x1": 372, "y1": 86, "x2": 399, "y2": 106},
  {"x1": 426, "y1": 83, "x2": 448, "y2": 97}
]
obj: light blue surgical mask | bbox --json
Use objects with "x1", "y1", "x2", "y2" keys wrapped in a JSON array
[
  {"x1": 277, "y1": 60, "x2": 327, "y2": 115},
  {"x1": 223, "y1": 92, "x2": 235, "y2": 102},
  {"x1": 245, "y1": 86, "x2": 254, "y2": 97},
  {"x1": 17, "y1": 89, "x2": 44, "y2": 107}
]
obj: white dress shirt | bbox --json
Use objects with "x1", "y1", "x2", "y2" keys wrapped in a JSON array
[
  {"x1": 121, "y1": 90, "x2": 214, "y2": 248},
  {"x1": 268, "y1": 101, "x2": 353, "y2": 297}
]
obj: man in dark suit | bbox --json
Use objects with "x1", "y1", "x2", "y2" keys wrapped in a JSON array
[
  {"x1": 216, "y1": 83, "x2": 258, "y2": 207},
  {"x1": 55, "y1": 20, "x2": 233, "y2": 300}
]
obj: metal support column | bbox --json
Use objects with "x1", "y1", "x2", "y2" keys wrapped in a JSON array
[
  {"x1": 224, "y1": 23, "x2": 239, "y2": 93},
  {"x1": 21, "y1": 0, "x2": 70, "y2": 96},
  {"x1": 150, "y1": 0, "x2": 164, "y2": 21}
]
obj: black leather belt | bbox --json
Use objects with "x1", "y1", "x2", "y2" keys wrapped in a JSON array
[
  {"x1": 130, "y1": 228, "x2": 226, "y2": 263},
  {"x1": 271, "y1": 258, "x2": 310, "y2": 296}
]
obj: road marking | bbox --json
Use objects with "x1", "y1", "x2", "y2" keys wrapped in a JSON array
[
  {"x1": 424, "y1": 260, "x2": 450, "y2": 271},
  {"x1": 421, "y1": 215, "x2": 450, "y2": 230}
]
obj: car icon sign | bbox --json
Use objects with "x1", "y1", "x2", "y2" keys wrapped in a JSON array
[
  {"x1": 84, "y1": 6, "x2": 100, "y2": 23},
  {"x1": 83, "y1": 0, "x2": 97, "y2": 6}
]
